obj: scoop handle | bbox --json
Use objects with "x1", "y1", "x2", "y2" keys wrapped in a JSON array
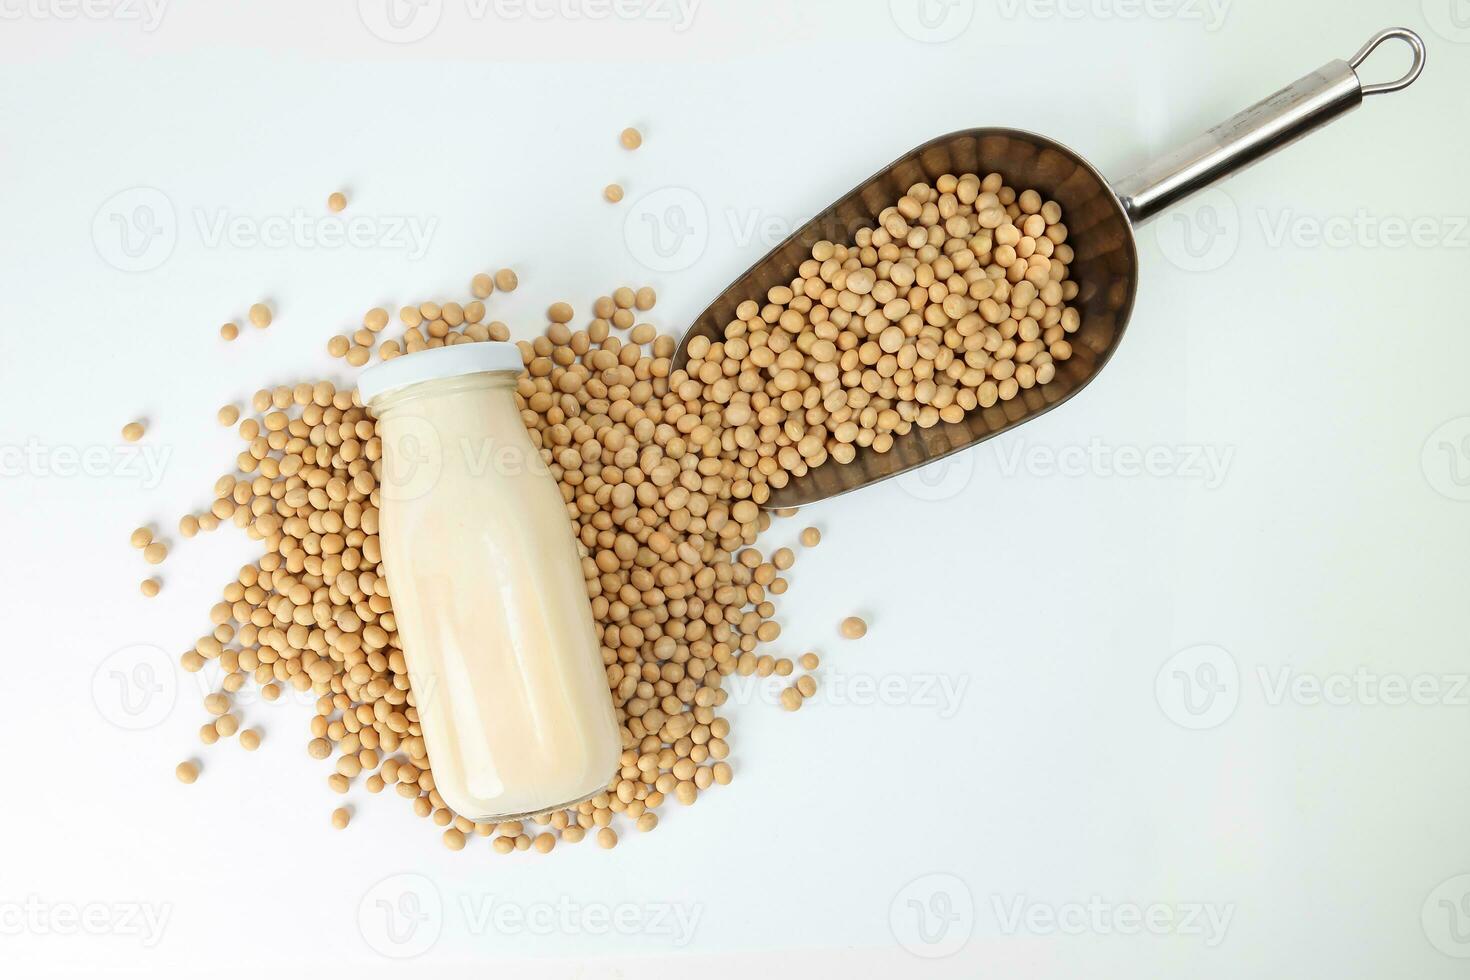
[{"x1": 1113, "y1": 27, "x2": 1425, "y2": 226}]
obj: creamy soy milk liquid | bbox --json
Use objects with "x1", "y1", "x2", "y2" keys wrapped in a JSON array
[{"x1": 360, "y1": 345, "x2": 621, "y2": 820}]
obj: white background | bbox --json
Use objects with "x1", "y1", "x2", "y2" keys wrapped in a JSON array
[{"x1": 3, "y1": 1, "x2": 1468, "y2": 976}]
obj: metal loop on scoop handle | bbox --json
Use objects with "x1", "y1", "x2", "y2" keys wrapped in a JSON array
[
  {"x1": 1350, "y1": 27, "x2": 1426, "y2": 96},
  {"x1": 1113, "y1": 27, "x2": 1426, "y2": 226}
]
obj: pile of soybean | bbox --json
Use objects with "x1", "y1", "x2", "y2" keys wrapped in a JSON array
[{"x1": 161, "y1": 169, "x2": 1079, "y2": 852}]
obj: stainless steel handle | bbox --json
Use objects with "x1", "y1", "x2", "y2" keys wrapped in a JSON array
[{"x1": 1113, "y1": 27, "x2": 1426, "y2": 226}]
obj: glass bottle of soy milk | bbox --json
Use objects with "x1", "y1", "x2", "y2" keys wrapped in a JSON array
[{"x1": 359, "y1": 344, "x2": 621, "y2": 820}]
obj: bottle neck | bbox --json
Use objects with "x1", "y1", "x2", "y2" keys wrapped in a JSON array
[{"x1": 368, "y1": 370, "x2": 518, "y2": 417}]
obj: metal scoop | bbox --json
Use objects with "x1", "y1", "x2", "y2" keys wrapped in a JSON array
[{"x1": 672, "y1": 27, "x2": 1426, "y2": 509}]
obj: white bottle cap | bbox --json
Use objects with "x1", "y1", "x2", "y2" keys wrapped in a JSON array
[{"x1": 356, "y1": 343, "x2": 524, "y2": 404}]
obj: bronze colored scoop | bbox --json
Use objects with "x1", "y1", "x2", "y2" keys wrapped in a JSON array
[{"x1": 671, "y1": 28, "x2": 1425, "y2": 508}]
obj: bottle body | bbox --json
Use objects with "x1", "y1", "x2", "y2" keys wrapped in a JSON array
[{"x1": 371, "y1": 371, "x2": 619, "y2": 820}]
